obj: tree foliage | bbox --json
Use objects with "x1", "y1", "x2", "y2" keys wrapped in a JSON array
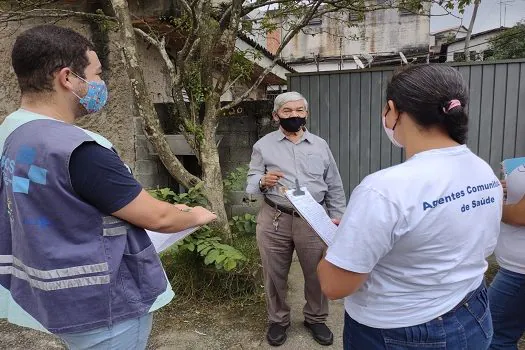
[{"x1": 488, "y1": 21, "x2": 525, "y2": 60}]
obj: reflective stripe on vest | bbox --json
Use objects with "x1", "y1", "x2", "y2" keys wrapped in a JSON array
[
  {"x1": 0, "y1": 255, "x2": 110, "y2": 291},
  {"x1": 102, "y1": 216, "x2": 128, "y2": 236}
]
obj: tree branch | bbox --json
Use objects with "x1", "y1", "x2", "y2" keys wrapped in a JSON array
[
  {"x1": 213, "y1": 0, "x2": 245, "y2": 97},
  {"x1": 110, "y1": 0, "x2": 200, "y2": 189},
  {"x1": 134, "y1": 28, "x2": 175, "y2": 80},
  {"x1": 241, "y1": 0, "x2": 295, "y2": 16},
  {"x1": 0, "y1": 8, "x2": 115, "y2": 23},
  {"x1": 134, "y1": 26, "x2": 202, "y2": 160},
  {"x1": 220, "y1": 0, "x2": 324, "y2": 112},
  {"x1": 177, "y1": 0, "x2": 202, "y2": 63},
  {"x1": 219, "y1": 4, "x2": 232, "y2": 28}
]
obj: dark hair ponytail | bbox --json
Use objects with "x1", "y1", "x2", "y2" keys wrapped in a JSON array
[
  {"x1": 441, "y1": 101, "x2": 468, "y2": 144},
  {"x1": 386, "y1": 64, "x2": 469, "y2": 144}
]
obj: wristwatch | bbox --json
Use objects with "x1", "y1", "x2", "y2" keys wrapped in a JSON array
[{"x1": 259, "y1": 177, "x2": 268, "y2": 193}]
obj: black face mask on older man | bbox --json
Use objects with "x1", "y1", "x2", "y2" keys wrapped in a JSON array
[{"x1": 279, "y1": 116, "x2": 306, "y2": 133}]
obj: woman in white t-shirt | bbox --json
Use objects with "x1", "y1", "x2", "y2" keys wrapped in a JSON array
[
  {"x1": 489, "y1": 176, "x2": 525, "y2": 349},
  {"x1": 317, "y1": 64, "x2": 503, "y2": 350}
]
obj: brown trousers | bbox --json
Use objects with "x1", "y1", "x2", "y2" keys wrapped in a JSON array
[{"x1": 256, "y1": 202, "x2": 328, "y2": 326}]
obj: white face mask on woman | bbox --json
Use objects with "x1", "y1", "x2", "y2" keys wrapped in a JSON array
[{"x1": 382, "y1": 115, "x2": 403, "y2": 148}]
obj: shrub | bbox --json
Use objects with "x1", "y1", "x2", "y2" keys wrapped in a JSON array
[
  {"x1": 149, "y1": 181, "x2": 208, "y2": 206},
  {"x1": 148, "y1": 184, "x2": 263, "y2": 303},
  {"x1": 230, "y1": 213, "x2": 257, "y2": 236},
  {"x1": 161, "y1": 231, "x2": 263, "y2": 303}
]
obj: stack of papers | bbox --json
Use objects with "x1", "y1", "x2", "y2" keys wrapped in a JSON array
[
  {"x1": 285, "y1": 187, "x2": 337, "y2": 245},
  {"x1": 146, "y1": 227, "x2": 199, "y2": 253}
]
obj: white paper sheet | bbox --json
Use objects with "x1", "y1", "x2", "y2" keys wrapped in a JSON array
[
  {"x1": 146, "y1": 227, "x2": 199, "y2": 253},
  {"x1": 502, "y1": 157, "x2": 525, "y2": 204},
  {"x1": 285, "y1": 187, "x2": 337, "y2": 246}
]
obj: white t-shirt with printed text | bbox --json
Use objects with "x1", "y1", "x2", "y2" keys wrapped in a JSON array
[{"x1": 325, "y1": 145, "x2": 503, "y2": 329}]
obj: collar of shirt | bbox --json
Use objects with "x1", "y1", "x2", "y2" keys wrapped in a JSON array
[{"x1": 276, "y1": 127, "x2": 313, "y2": 144}]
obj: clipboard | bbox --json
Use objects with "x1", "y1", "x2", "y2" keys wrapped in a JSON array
[
  {"x1": 501, "y1": 157, "x2": 525, "y2": 204},
  {"x1": 284, "y1": 179, "x2": 337, "y2": 246}
]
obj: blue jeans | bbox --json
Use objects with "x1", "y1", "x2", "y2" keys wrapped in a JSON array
[
  {"x1": 343, "y1": 283, "x2": 492, "y2": 349},
  {"x1": 58, "y1": 313, "x2": 153, "y2": 350},
  {"x1": 488, "y1": 268, "x2": 525, "y2": 349}
]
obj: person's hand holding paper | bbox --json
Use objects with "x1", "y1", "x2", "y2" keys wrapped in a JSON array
[{"x1": 146, "y1": 205, "x2": 217, "y2": 253}]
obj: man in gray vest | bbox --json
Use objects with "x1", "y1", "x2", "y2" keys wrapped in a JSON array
[
  {"x1": 0, "y1": 25, "x2": 216, "y2": 349},
  {"x1": 246, "y1": 92, "x2": 346, "y2": 346}
]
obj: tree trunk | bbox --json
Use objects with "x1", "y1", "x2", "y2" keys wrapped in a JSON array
[
  {"x1": 109, "y1": 0, "x2": 200, "y2": 189},
  {"x1": 464, "y1": 0, "x2": 480, "y2": 62},
  {"x1": 200, "y1": 132, "x2": 231, "y2": 239},
  {"x1": 197, "y1": 3, "x2": 232, "y2": 240}
]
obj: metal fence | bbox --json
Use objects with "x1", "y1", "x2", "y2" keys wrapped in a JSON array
[{"x1": 288, "y1": 59, "x2": 525, "y2": 196}]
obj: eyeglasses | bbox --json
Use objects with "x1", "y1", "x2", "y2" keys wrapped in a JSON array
[{"x1": 279, "y1": 108, "x2": 307, "y2": 117}]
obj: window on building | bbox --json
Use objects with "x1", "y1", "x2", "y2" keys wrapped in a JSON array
[
  {"x1": 307, "y1": 18, "x2": 322, "y2": 26},
  {"x1": 348, "y1": 10, "x2": 361, "y2": 21},
  {"x1": 453, "y1": 52, "x2": 466, "y2": 62},
  {"x1": 266, "y1": 87, "x2": 287, "y2": 101},
  {"x1": 483, "y1": 49, "x2": 494, "y2": 60}
]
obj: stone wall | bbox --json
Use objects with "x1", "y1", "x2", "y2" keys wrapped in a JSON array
[{"x1": 218, "y1": 100, "x2": 273, "y2": 176}]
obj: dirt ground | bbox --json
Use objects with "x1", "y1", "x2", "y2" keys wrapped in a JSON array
[
  {"x1": 0, "y1": 257, "x2": 346, "y2": 350},
  {"x1": 1, "y1": 257, "x2": 523, "y2": 350}
]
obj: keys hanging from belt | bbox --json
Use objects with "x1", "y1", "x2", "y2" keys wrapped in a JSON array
[{"x1": 272, "y1": 209, "x2": 282, "y2": 231}]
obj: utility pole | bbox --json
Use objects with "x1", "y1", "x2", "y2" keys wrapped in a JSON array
[
  {"x1": 500, "y1": 0, "x2": 515, "y2": 27},
  {"x1": 465, "y1": 0, "x2": 481, "y2": 62}
]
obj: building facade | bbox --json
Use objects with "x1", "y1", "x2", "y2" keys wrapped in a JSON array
[{"x1": 264, "y1": 4, "x2": 432, "y2": 72}]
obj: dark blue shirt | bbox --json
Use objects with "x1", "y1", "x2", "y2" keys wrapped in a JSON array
[{"x1": 69, "y1": 142, "x2": 142, "y2": 215}]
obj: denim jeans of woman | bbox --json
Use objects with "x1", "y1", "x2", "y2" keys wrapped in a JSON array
[
  {"x1": 343, "y1": 283, "x2": 492, "y2": 349},
  {"x1": 58, "y1": 313, "x2": 153, "y2": 350},
  {"x1": 488, "y1": 268, "x2": 525, "y2": 350}
]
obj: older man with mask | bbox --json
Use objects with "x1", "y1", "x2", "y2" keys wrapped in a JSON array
[{"x1": 246, "y1": 91, "x2": 346, "y2": 346}]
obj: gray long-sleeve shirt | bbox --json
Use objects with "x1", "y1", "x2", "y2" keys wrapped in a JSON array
[{"x1": 246, "y1": 129, "x2": 346, "y2": 219}]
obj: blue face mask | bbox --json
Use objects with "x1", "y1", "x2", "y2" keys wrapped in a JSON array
[{"x1": 71, "y1": 72, "x2": 108, "y2": 114}]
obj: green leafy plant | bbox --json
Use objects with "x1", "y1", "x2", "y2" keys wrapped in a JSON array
[
  {"x1": 160, "y1": 233, "x2": 262, "y2": 303},
  {"x1": 149, "y1": 182, "x2": 208, "y2": 206},
  {"x1": 230, "y1": 213, "x2": 257, "y2": 236},
  {"x1": 168, "y1": 227, "x2": 247, "y2": 272},
  {"x1": 149, "y1": 184, "x2": 246, "y2": 271},
  {"x1": 150, "y1": 183, "x2": 261, "y2": 303},
  {"x1": 223, "y1": 165, "x2": 249, "y2": 193}
]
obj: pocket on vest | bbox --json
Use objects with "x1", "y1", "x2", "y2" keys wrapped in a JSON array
[{"x1": 119, "y1": 243, "x2": 167, "y2": 302}]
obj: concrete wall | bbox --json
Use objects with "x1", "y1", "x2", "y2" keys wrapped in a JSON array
[
  {"x1": 277, "y1": 6, "x2": 430, "y2": 65},
  {"x1": 217, "y1": 100, "x2": 273, "y2": 176},
  {"x1": 0, "y1": 18, "x2": 136, "y2": 167}
]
